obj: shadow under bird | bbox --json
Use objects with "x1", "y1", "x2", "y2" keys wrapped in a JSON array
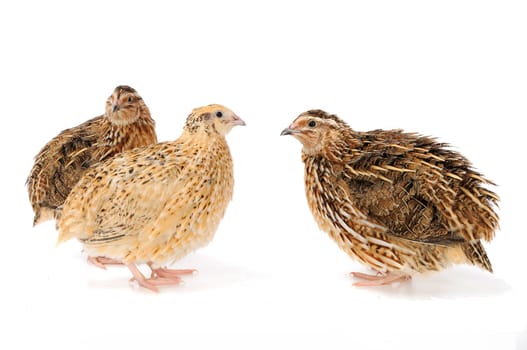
[
  {"x1": 27, "y1": 85, "x2": 157, "y2": 227},
  {"x1": 281, "y1": 109, "x2": 499, "y2": 286},
  {"x1": 57, "y1": 105, "x2": 245, "y2": 292}
]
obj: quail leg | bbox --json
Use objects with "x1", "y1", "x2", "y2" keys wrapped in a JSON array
[
  {"x1": 350, "y1": 271, "x2": 411, "y2": 286},
  {"x1": 127, "y1": 264, "x2": 185, "y2": 292},
  {"x1": 88, "y1": 256, "x2": 123, "y2": 269},
  {"x1": 148, "y1": 262, "x2": 197, "y2": 280}
]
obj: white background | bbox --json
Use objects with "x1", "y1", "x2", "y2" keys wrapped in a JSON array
[{"x1": 1, "y1": 1, "x2": 526, "y2": 349}]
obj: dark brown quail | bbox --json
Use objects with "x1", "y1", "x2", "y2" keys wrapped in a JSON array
[
  {"x1": 27, "y1": 85, "x2": 157, "y2": 227},
  {"x1": 281, "y1": 109, "x2": 499, "y2": 286}
]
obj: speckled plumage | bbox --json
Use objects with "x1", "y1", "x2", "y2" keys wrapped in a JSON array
[
  {"x1": 282, "y1": 110, "x2": 499, "y2": 285},
  {"x1": 27, "y1": 85, "x2": 157, "y2": 225},
  {"x1": 57, "y1": 104, "x2": 245, "y2": 292}
]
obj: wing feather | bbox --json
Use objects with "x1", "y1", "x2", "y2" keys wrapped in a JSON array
[
  {"x1": 58, "y1": 142, "x2": 188, "y2": 244},
  {"x1": 342, "y1": 130, "x2": 498, "y2": 244}
]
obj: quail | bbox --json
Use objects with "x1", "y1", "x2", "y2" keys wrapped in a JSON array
[
  {"x1": 27, "y1": 85, "x2": 157, "y2": 226},
  {"x1": 281, "y1": 109, "x2": 499, "y2": 286},
  {"x1": 58, "y1": 104, "x2": 245, "y2": 292}
]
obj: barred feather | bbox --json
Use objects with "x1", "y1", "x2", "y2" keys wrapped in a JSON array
[
  {"x1": 27, "y1": 85, "x2": 157, "y2": 225},
  {"x1": 57, "y1": 105, "x2": 243, "y2": 271},
  {"x1": 285, "y1": 109, "x2": 499, "y2": 275}
]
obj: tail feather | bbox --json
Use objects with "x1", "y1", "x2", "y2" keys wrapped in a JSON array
[
  {"x1": 462, "y1": 240, "x2": 492, "y2": 273},
  {"x1": 33, "y1": 206, "x2": 61, "y2": 226},
  {"x1": 56, "y1": 211, "x2": 93, "y2": 245}
]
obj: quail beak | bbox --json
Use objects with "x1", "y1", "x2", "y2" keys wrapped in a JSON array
[
  {"x1": 280, "y1": 128, "x2": 292, "y2": 136},
  {"x1": 112, "y1": 103, "x2": 120, "y2": 113},
  {"x1": 280, "y1": 126, "x2": 299, "y2": 136},
  {"x1": 231, "y1": 115, "x2": 246, "y2": 126}
]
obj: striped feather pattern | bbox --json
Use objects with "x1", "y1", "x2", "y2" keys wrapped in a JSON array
[
  {"x1": 27, "y1": 85, "x2": 157, "y2": 225},
  {"x1": 288, "y1": 109, "x2": 499, "y2": 274}
]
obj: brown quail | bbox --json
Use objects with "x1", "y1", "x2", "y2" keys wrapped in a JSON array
[
  {"x1": 27, "y1": 85, "x2": 157, "y2": 227},
  {"x1": 281, "y1": 109, "x2": 499, "y2": 286}
]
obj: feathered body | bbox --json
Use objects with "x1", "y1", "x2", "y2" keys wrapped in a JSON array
[
  {"x1": 27, "y1": 85, "x2": 157, "y2": 225},
  {"x1": 282, "y1": 110, "x2": 499, "y2": 284},
  {"x1": 57, "y1": 105, "x2": 245, "y2": 291}
]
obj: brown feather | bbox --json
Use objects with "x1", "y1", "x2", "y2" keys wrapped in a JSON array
[
  {"x1": 27, "y1": 85, "x2": 157, "y2": 225},
  {"x1": 285, "y1": 109, "x2": 499, "y2": 275},
  {"x1": 57, "y1": 104, "x2": 243, "y2": 270}
]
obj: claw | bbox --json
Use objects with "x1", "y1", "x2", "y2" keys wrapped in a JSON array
[
  {"x1": 150, "y1": 267, "x2": 197, "y2": 279},
  {"x1": 126, "y1": 264, "x2": 192, "y2": 292},
  {"x1": 129, "y1": 277, "x2": 159, "y2": 293},
  {"x1": 350, "y1": 271, "x2": 411, "y2": 286}
]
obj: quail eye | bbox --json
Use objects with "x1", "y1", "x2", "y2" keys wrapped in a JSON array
[
  {"x1": 128, "y1": 97, "x2": 133, "y2": 103},
  {"x1": 216, "y1": 111, "x2": 223, "y2": 118},
  {"x1": 308, "y1": 120, "x2": 316, "y2": 128}
]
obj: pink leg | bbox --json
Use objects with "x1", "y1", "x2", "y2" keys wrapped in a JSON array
[
  {"x1": 87, "y1": 256, "x2": 123, "y2": 270},
  {"x1": 350, "y1": 271, "x2": 411, "y2": 286},
  {"x1": 126, "y1": 264, "x2": 190, "y2": 292},
  {"x1": 127, "y1": 264, "x2": 187, "y2": 292},
  {"x1": 147, "y1": 262, "x2": 197, "y2": 279},
  {"x1": 127, "y1": 264, "x2": 160, "y2": 292},
  {"x1": 350, "y1": 271, "x2": 384, "y2": 281}
]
